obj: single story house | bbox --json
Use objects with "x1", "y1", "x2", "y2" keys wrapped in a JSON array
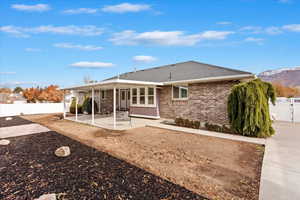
[{"x1": 62, "y1": 61, "x2": 255, "y2": 129}]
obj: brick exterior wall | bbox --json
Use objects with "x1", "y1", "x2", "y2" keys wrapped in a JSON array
[{"x1": 159, "y1": 81, "x2": 239, "y2": 125}]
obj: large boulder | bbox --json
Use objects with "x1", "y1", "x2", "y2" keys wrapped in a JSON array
[
  {"x1": 35, "y1": 194, "x2": 56, "y2": 200},
  {"x1": 54, "y1": 146, "x2": 70, "y2": 157},
  {"x1": 0, "y1": 139, "x2": 10, "y2": 145},
  {"x1": 5, "y1": 117, "x2": 12, "y2": 121}
]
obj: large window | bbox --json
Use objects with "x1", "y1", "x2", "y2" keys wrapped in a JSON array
[
  {"x1": 172, "y1": 85, "x2": 188, "y2": 100},
  {"x1": 148, "y1": 87, "x2": 154, "y2": 105},
  {"x1": 132, "y1": 88, "x2": 137, "y2": 104},
  {"x1": 131, "y1": 87, "x2": 156, "y2": 106}
]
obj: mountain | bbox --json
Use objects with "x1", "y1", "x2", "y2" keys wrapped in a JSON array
[{"x1": 258, "y1": 66, "x2": 300, "y2": 87}]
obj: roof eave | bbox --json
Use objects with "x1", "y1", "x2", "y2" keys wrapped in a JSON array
[
  {"x1": 163, "y1": 74, "x2": 255, "y2": 85},
  {"x1": 61, "y1": 79, "x2": 163, "y2": 90}
]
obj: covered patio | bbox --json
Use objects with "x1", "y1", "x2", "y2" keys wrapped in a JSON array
[{"x1": 62, "y1": 79, "x2": 163, "y2": 130}]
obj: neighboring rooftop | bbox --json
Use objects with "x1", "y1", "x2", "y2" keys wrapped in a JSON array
[{"x1": 106, "y1": 61, "x2": 253, "y2": 83}]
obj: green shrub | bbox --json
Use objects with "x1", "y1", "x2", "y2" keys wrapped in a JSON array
[
  {"x1": 228, "y1": 79, "x2": 276, "y2": 138},
  {"x1": 175, "y1": 118, "x2": 201, "y2": 129},
  {"x1": 82, "y1": 97, "x2": 89, "y2": 113},
  {"x1": 192, "y1": 120, "x2": 200, "y2": 129},
  {"x1": 69, "y1": 97, "x2": 82, "y2": 114},
  {"x1": 82, "y1": 97, "x2": 99, "y2": 114}
]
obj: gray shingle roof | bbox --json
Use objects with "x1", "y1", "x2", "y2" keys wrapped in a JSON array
[{"x1": 106, "y1": 61, "x2": 253, "y2": 83}]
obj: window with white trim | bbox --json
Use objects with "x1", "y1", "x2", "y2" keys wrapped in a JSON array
[
  {"x1": 148, "y1": 87, "x2": 154, "y2": 105},
  {"x1": 132, "y1": 88, "x2": 137, "y2": 104},
  {"x1": 131, "y1": 87, "x2": 156, "y2": 106},
  {"x1": 172, "y1": 85, "x2": 188, "y2": 100}
]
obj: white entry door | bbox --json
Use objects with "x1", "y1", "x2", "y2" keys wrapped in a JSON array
[{"x1": 120, "y1": 89, "x2": 129, "y2": 110}]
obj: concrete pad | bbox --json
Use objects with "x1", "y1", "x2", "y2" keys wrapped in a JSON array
[
  {"x1": 259, "y1": 122, "x2": 300, "y2": 200},
  {"x1": 148, "y1": 123, "x2": 266, "y2": 145},
  {"x1": 0, "y1": 123, "x2": 50, "y2": 139}
]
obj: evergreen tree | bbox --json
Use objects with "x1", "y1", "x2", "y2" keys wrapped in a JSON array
[{"x1": 228, "y1": 79, "x2": 276, "y2": 138}]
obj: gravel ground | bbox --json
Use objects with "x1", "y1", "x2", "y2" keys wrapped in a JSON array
[
  {"x1": 0, "y1": 131, "x2": 207, "y2": 200},
  {"x1": 0, "y1": 116, "x2": 33, "y2": 128}
]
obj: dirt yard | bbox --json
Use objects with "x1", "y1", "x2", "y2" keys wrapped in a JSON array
[{"x1": 22, "y1": 114, "x2": 265, "y2": 200}]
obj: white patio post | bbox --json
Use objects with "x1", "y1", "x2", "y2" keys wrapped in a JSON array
[
  {"x1": 113, "y1": 87, "x2": 116, "y2": 129},
  {"x1": 99, "y1": 89, "x2": 101, "y2": 113},
  {"x1": 75, "y1": 96, "x2": 78, "y2": 121},
  {"x1": 92, "y1": 87, "x2": 95, "y2": 124},
  {"x1": 63, "y1": 90, "x2": 66, "y2": 119},
  {"x1": 118, "y1": 88, "x2": 121, "y2": 111}
]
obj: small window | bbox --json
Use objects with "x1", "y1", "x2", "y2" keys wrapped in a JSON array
[
  {"x1": 172, "y1": 85, "x2": 188, "y2": 100},
  {"x1": 101, "y1": 90, "x2": 106, "y2": 100},
  {"x1": 132, "y1": 88, "x2": 137, "y2": 104},
  {"x1": 140, "y1": 88, "x2": 145, "y2": 104},
  {"x1": 148, "y1": 87, "x2": 154, "y2": 105}
]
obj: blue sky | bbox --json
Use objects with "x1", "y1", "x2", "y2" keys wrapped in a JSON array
[{"x1": 0, "y1": 0, "x2": 299, "y2": 88}]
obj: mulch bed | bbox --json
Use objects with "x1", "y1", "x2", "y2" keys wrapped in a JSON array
[
  {"x1": 0, "y1": 131, "x2": 208, "y2": 200},
  {"x1": 0, "y1": 116, "x2": 33, "y2": 128}
]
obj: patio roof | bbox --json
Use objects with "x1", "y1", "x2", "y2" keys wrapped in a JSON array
[{"x1": 61, "y1": 79, "x2": 163, "y2": 91}]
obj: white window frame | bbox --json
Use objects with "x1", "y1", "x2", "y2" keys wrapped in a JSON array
[
  {"x1": 130, "y1": 87, "x2": 156, "y2": 107},
  {"x1": 172, "y1": 85, "x2": 188, "y2": 100}
]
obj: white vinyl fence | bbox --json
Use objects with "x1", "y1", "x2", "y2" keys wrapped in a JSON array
[
  {"x1": 270, "y1": 98, "x2": 300, "y2": 122},
  {"x1": 0, "y1": 103, "x2": 69, "y2": 117}
]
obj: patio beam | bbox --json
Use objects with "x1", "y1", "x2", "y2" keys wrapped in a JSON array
[
  {"x1": 63, "y1": 90, "x2": 66, "y2": 119},
  {"x1": 113, "y1": 87, "x2": 116, "y2": 129},
  {"x1": 92, "y1": 87, "x2": 95, "y2": 124}
]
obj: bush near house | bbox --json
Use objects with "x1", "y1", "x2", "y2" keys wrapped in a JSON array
[
  {"x1": 175, "y1": 118, "x2": 200, "y2": 129},
  {"x1": 81, "y1": 97, "x2": 99, "y2": 114},
  {"x1": 228, "y1": 79, "x2": 276, "y2": 138},
  {"x1": 69, "y1": 97, "x2": 82, "y2": 114},
  {"x1": 175, "y1": 117, "x2": 234, "y2": 134}
]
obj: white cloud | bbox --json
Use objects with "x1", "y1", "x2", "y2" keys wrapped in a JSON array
[
  {"x1": 102, "y1": 3, "x2": 151, "y2": 13},
  {"x1": 54, "y1": 43, "x2": 103, "y2": 51},
  {"x1": 0, "y1": 26, "x2": 30, "y2": 38},
  {"x1": 240, "y1": 26, "x2": 263, "y2": 34},
  {"x1": 216, "y1": 21, "x2": 232, "y2": 25},
  {"x1": 25, "y1": 48, "x2": 41, "y2": 52},
  {"x1": 278, "y1": 0, "x2": 291, "y2": 3},
  {"x1": 62, "y1": 8, "x2": 98, "y2": 14},
  {"x1": 0, "y1": 25, "x2": 104, "y2": 37},
  {"x1": 0, "y1": 81, "x2": 39, "y2": 87},
  {"x1": 265, "y1": 26, "x2": 283, "y2": 35},
  {"x1": 282, "y1": 24, "x2": 300, "y2": 32},
  {"x1": 110, "y1": 30, "x2": 234, "y2": 46},
  {"x1": 245, "y1": 37, "x2": 264, "y2": 45},
  {"x1": 70, "y1": 62, "x2": 114, "y2": 68},
  {"x1": 0, "y1": 72, "x2": 16, "y2": 75},
  {"x1": 133, "y1": 55, "x2": 157, "y2": 63},
  {"x1": 11, "y1": 4, "x2": 51, "y2": 12}
]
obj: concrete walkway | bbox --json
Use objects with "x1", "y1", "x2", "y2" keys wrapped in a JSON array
[
  {"x1": 0, "y1": 123, "x2": 50, "y2": 139},
  {"x1": 260, "y1": 122, "x2": 300, "y2": 200},
  {"x1": 148, "y1": 123, "x2": 266, "y2": 145}
]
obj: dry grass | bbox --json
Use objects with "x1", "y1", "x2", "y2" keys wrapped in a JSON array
[{"x1": 23, "y1": 114, "x2": 264, "y2": 200}]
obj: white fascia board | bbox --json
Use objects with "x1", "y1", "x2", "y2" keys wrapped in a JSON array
[
  {"x1": 61, "y1": 79, "x2": 163, "y2": 90},
  {"x1": 163, "y1": 74, "x2": 255, "y2": 85}
]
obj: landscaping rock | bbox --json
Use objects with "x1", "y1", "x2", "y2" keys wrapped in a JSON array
[
  {"x1": 55, "y1": 146, "x2": 70, "y2": 157},
  {"x1": 5, "y1": 117, "x2": 12, "y2": 121},
  {"x1": 0, "y1": 139, "x2": 10, "y2": 145},
  {"x1": 35, "y1": 193, "x2": 56, "y2": 200}
]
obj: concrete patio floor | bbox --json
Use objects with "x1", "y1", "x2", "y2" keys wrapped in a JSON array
[
  {"x1": 260, "y1": 121, "x2": 300, "y2": 200},
  {"x1": 65, "y1": 113, "x2": 165, "y2": 130}
]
